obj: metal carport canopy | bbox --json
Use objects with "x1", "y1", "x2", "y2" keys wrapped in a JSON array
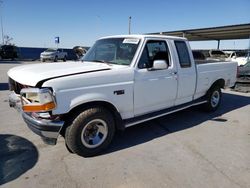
[{"x1": 148, "y1": 23, "x2": 250, "y2": 41}]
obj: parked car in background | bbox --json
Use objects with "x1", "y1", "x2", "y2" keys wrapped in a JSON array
[
  {"x1": 238, "y1": 61, "x2": 250, "y2": 76},
  {"x1": 0, "y1": 45, "x2": 18, "y2": 60},
  {"x1": 40, "y1": 48, "x2": 68, "y2": 62},
  {"x1": 207, "y1": 50, "x2": 227, "y2": 60},
  {"x1": 233, "y1": 61, "x2": 250, "y2": 92},
  {"x1": 195, "y1": 49, "x2": 227, "y2": 61},
  {"x1": 225, "y1": 51, "x2": 249, "y2": 66}
]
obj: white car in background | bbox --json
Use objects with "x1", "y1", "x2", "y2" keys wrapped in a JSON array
[
  {"x1": 225, "y1": 51, "x2": 250, "y2": 66},
  {"x1": 40, "y1": 48, "x2": 68, "y2": 62},
  {"x1": 207, "y1": 50, "x2": 227, "y2": 60}
]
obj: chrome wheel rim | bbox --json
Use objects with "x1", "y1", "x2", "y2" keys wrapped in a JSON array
[
  {"x1": 81, "y1": 119, "x2": 108, "y2": 148},
  {"x1": 211, "y1": 91, "x2": 220, "y2": 108}
]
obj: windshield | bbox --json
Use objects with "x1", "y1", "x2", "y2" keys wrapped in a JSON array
[
  {"x1": 45, "y1": 48, "x2": 57, "y2": 52},
  {"x1": 83, "y1": 38, "x2": 140, "y2": 65}
]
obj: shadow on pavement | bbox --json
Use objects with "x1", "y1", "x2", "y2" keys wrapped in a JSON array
[
  {"x1": 0, "y1": 134, "x2": 39, "y2": 185},
  {"x1": 105, "y1": 92, "x2": 250, "y2": 155},
  {"x1": 0, "y1": 83, "x2": 9, "y2": 91},
  {"x1": 0, "y1": 60, "x2": 22, "y2": 64}
]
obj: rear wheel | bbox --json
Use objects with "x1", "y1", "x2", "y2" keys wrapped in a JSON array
[
  {"x1": 203, "y1": 86, "x2": 221, "y2": 112},
  {"x1": 65, "y1": 107, "x2": 115, "y2": 157}
]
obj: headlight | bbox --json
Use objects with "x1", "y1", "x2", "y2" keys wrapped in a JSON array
[{"x1": 20, "y1": 88, "x2": 56, "y2": 112}]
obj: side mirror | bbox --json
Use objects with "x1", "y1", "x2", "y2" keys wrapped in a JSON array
[{"x1": 150, "y1": 60, "x2": 168, "y2": 70}]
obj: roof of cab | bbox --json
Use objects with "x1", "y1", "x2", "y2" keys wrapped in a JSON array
[{"x1": 100, "y1": 34, "x2": 186, "y2": 41}]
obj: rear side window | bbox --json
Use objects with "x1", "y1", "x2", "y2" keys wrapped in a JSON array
[{"x1": 174, "y1": 41, "x2": 191, "y2": 68}]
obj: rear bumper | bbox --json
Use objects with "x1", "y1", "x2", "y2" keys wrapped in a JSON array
[
  {"x1": 9, "y1": 91, "x2": 64, "y2": 145},
  {"x1": 40, "y1": 56, "x2": 55, "y2": 61}
]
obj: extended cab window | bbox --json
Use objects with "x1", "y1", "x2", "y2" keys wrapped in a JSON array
[
  {"x1": 138, "y1": 40, "x2": 170, "y2": 69},
  {"x1": 174, "y1": 41, "x2": 191, "y2": 68}
]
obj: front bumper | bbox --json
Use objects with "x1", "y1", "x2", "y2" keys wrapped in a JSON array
[
  {"x1": 40, "y1": 55, "x2": 55, "y2": 61},
  {"x1": 9, "y1": 91, "x2": 64, "y2": 145}
]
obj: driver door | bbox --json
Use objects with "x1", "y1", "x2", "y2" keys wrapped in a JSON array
[{"x1": 134, "y1": 40, "x2": 178, "y2": 116}]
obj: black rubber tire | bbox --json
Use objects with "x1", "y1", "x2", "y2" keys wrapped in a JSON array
[
  {"x1": 54, "y1": 56, "x2": 58, "y2": 62},
  {"x1": 203, "y1": 86, "x2": 221, "y2": 112},
  {"x1": 64, "y1": 126, "x2": 74, "y2": 153},
  {"x1": 63, "y1": 56, "x2": 67, "y2": 62},
  {"x1": 65, "y1": 107, "x2": 115, "y2": 157}
]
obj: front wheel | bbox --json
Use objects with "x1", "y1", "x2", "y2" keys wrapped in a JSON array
[
  {"x1": 65, "y1": 107, "x2": 115, "y2": 157},
  {"x1": 203, "y1": 86, "x2": 221, "y2": 112},
  {"x1": 54, "y1": 56, "x2": 58, "y2": 62},
  {"x1": 63, "y1": 56, "x2": 67, "y2": 62}
]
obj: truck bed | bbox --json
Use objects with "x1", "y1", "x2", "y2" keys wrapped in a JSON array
[{"x1": 194, "y1": 61, "x2": 237, "y2": 99}]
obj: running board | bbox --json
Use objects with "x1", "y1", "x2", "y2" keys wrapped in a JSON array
[{"x1": 124, "y1": 98, "x2": 207, "y2": 128}]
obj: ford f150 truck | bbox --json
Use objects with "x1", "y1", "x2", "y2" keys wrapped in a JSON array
[{"x1": 8, "y1": 35, "x2": 237, "y2": 157}]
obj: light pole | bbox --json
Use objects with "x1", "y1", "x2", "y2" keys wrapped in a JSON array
[
  {"x1": 128, "y1": 16, "x2": 131, "y2": 34},
  {"x1": 0, "y1": 0, "x2": 4, "y2": 45}
]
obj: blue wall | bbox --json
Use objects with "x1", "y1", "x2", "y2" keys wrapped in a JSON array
[{"x1": 17, "y1": 47, "x2": 79, "y2": 60}]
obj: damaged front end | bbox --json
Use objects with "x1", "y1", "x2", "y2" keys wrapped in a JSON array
[{"x1": 8, "y1": 78, "x2": 64, "y2": 145}]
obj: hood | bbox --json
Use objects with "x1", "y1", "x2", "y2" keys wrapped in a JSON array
[
  {"x1": 8, "y1": 61, "x2": 111, "y2": 86},
  {"x1": 41, "y1": 52, "x2": 55, "y2": 55}
]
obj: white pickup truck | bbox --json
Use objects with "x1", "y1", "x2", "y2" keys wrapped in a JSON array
[{"x1": 8, "y1": 35, "x2": 237, "y2": 157}]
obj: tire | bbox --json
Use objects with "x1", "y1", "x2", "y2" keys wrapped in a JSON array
[
  {"x1": 65, "y1": 107, "x2": 115, "y2": 157},
  {"x1": 54, "y1": 56, "x2": 58, "y2": 62},
  {"x1": 63, "y1": 56, "x2": 67, "y2": 62},
  {"x1": 64, "y1": 126, "x2": 73, "y2": 153},
  {"x1": 203, "y1": 86, "x2": 221, "y2": 112}
]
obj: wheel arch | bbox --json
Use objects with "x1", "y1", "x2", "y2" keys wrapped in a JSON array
[
  {"x1": 203, "y1": 78, "x2": 225, "y2": 99},
  {"x1": 61, "y1": 100, "x2": 124, "y2": 133},
  {"x1": 209, "y1": 78, "x2": 225, "y2": 90}
]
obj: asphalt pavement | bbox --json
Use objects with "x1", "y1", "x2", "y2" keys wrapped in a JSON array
[{"x1": 0, "y1": 60, "x2": 250, "y2": 188}]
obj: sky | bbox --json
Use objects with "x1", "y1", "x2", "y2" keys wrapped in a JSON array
[{"x1": 1, "y1": 0, "x2": 250, "y2": 49}]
